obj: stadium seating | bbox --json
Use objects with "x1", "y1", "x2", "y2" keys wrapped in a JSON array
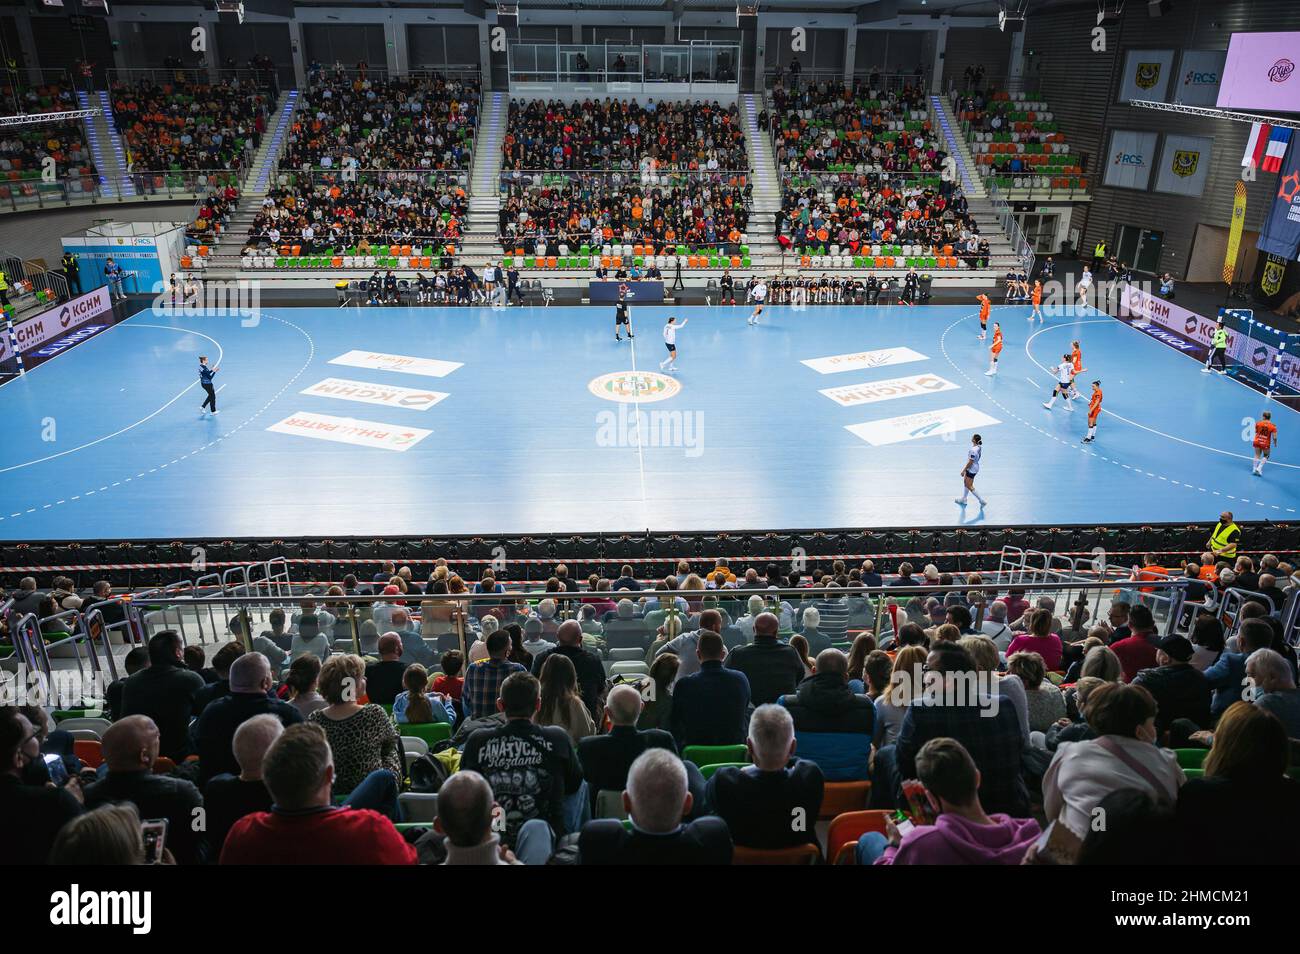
[
  {"x1": 771, "y1": 79, "x2": 984, "y2": 270},
  {"x1": 955, "y1": 89, "x2": 1088, "y2": 195},
  {"x1": 110, "y1": 77, "x2": 270, "y2": 172}
]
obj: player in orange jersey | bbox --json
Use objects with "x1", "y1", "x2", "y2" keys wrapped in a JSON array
[
  {"x1": 1252, "y1": 410, "x2": 1278, "y2": 476},
  {"x1": 1083, "y1": 380, "x2": 1102, "y2": 443},
  {"x1": 1030, "y1": 280, "x2": 1043, "y2": 324},
  {"x1": 1067, "y1": 340, "x2": 1086, "y2": 399},
  {"x1": 976, "y1": 293, "x2": 991, "y2": 340},
  {"x1": 985, "y1": 322, "x2": 1003, "y2": 376}
]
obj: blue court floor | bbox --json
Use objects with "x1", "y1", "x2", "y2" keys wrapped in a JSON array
[{"x1": 1, "y1": 301, "x2": 1297, "y2": 540}]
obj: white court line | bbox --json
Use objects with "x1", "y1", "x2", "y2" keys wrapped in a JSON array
[
  {"x1": 940, "y1": 312, "x2": 1295, "y2": 514},
  {"x1": 0, "y1": 323, "x2": 226, "y2": 474},
  {"x1": 1024, "y1": 319, "x2": 1299, "y2": 471},
  {"x1": 0, "y1": 312, "x2": 315, "y2": 524},
  {"x1": 626, "y1": 312, "x2": 649, "y2": 522}
]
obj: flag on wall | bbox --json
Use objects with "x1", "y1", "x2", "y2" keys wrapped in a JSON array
[
  {"x1": 1257, "y1": 139, "x2": 1300, "y2": 259},
  {"x1": 1242, "y1": 122, "x2": 1272, "y2": 168},
  {"x1": 1262, "y1": 128, "x2": 1294, "y2": 173},
  {"x1": 1223, "y1": 181, "x2": 1248, "y2": 282}
]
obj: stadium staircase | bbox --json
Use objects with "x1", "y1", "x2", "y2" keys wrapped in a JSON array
[
  {"x1": 77, "y1": 89, "x2": 134, "y2": 199},
  {"x1": 201, "y1": 89, "x2": 299, "y2": 281},
  {"x1": 460, "y1": 89, "x2": 509, "y2": 266},
  {"x1": 738, "y1": 92, "x2": 783, "y2": 272}
]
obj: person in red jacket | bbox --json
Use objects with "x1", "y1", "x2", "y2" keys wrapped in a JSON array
[
  {"x1": 220, "y1": 723, "x2": 416, "y2": 865},
  {"x1": 1108, "y1": 604, "x2": 1160, "y2": 683}
]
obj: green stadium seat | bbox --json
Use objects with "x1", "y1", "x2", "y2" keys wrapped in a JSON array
[{"x1": 682, "y1": 743, "x2": 748, "y2": 766}]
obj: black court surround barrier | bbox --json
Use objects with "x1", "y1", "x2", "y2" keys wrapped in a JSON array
[{"x1": 1, "y1": 522, "x2": 1295, "y2": 590}]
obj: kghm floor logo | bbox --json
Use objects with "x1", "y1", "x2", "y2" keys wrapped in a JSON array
[
  {"x1": 50, "y1": 885, "x2": 151, "y2": 934},
  {"x1": 588, "y1": 370, "x2": 681, "y2": 404}
]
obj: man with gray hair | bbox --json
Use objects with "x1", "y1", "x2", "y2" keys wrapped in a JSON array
[
  {"x1": 980, "y1": 600, "x2": 1013, "y2": 650},
  {"x1": 735, "y1": 594, "x2": 767, "y2": 639},
  {"x1": 1247, "y1": 648, "x2": 1300, "y2": 738},
  {"x1": 203, "y1": 713, "x2": 283, "y2": 854},
  {"x1": 578, "y1": 684, "x2": 680, "y2": 811},
  {"x1": 707, "y1": 704, "x2": 824, "y2": 849},
  {"x1": 195, "y1": 651, "x2": 302, "y2": 784},
  {"x1": 578, "y1": 748, "x2": 732, "y2": 864}
]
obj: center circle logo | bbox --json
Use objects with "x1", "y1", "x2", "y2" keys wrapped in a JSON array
[{"x1": 588, "y1": 371, "x2": 681, "y2": 404}]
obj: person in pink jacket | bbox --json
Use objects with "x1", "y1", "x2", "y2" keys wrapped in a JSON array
[
  {"x1": 859, "y1": 736, "x2": 1041, "y2": 865},
  {"x1": 1005, "y1": 607, "x2": 1065, "y2": 672}
]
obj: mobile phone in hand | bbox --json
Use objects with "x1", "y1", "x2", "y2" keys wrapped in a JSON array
[
  {"x1": 43, "y1": 754, "x2": 69, "y2": 787},
  {"x1": 141, "y1": 818, "x2": 168, "y2": 865}
]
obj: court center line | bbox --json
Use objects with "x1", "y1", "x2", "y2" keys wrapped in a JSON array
[
  {"x1": 626, "y1": 312, "x2": 649, "y2": 523},
  {"x1": 0, "y1": 324, "x2": 226, "y2": 475}
]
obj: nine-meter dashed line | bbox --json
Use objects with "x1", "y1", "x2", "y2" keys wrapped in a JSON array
[
  {"x1": 938, "y1": 313, "x2": 1296, "y2": 515},
  {"x1": 0, "y1": 313, "x2": 316, "y2": 523}
]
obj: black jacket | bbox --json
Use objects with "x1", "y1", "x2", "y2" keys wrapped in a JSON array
[
  {"x1": 85, "y1": 770, "x2": 207, "y2": 864},
  {"x1": 707, "y1": 759, "x2": 824, "y2": 849},
  {"x1": 670, "y1": 660, "x2": 750, "y2": 747},
  {"x1": 194, "y1": 692, "x2": 303, "y2": 784},
  {"x1": 578, "y1": 725, "x2": 677, "y2": 806},
  {"x1": 119, "y1": 662, "x2": 207, "y2": 760},
  {"x1": 0, "y1": 774, "x2": 82, "y2": 864},
  {"x1": 579, "y1": 816, "x2": 732, "y2": 865},
  {"x1": 724, "y1": 638, "x2": 804, "y2": 706},
  {"x1": 1132, "y1": 663, "x2": 1212, "y2": 735}
]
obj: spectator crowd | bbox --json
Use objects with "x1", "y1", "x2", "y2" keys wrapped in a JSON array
[{"x1": 3, "y1": 545, "x2": 1298, "y2": 867}]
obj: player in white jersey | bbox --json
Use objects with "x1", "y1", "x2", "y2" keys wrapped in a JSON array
[
  {"x1": 749, "y1": 279, "x2": 768, "y2": 325},
  {"x1": 1076, "y1": 266, "x2": 1093, "y2": 308},
  {"x1": 1042, "y1": 354, "x2": 1076, "y2": 411},
  {"x1": 660, "y1": 315, "x2": 689, "y2": 371},
  {"x1": 955, "y1": 434, "x2": 987, "y2": 508}
]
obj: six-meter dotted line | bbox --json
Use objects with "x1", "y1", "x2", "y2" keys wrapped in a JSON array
[{"x1": 1, "y1": 312, "x2": 316, "y2": 523}]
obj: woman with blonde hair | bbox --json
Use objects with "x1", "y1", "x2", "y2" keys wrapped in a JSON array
[
  {"x1": 873, "y1": 644, "x2": 929, "y2": 748},
  {"x1": 536, "y1": 653, "x2": 596, "y2": 742},
  {"x1": 959, "y1": 634, "x2": 1030, "y2": 745},
  {"x1": 307, "y1": 654, "x2": 403, "y2": 796},
  {"x1": 889, "y1": 645, "x2": 930, "y2": 701},
  {"x1": 645, "y1": 611, "x2": 683, "y2": 664},
  {"x1": 681, "y1": 572, "x2": 706, "y2": 612},
  {"x1": 1176, "y1": 702, "x2": 1300, "y2": 862},
  {"x1": 48, "y1": 803, "x2": 155, "y2": 865},
  {"x1": 420, "y1": 576, "x2": 458, "y2": 637},
  {"x1": 1079, "y1": 644, "x2": 1123, "y2": 683}
]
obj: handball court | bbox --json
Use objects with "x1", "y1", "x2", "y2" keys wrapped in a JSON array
[{"x1": 0, "y1": 301, "x2": 1297, "y2": 541}]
